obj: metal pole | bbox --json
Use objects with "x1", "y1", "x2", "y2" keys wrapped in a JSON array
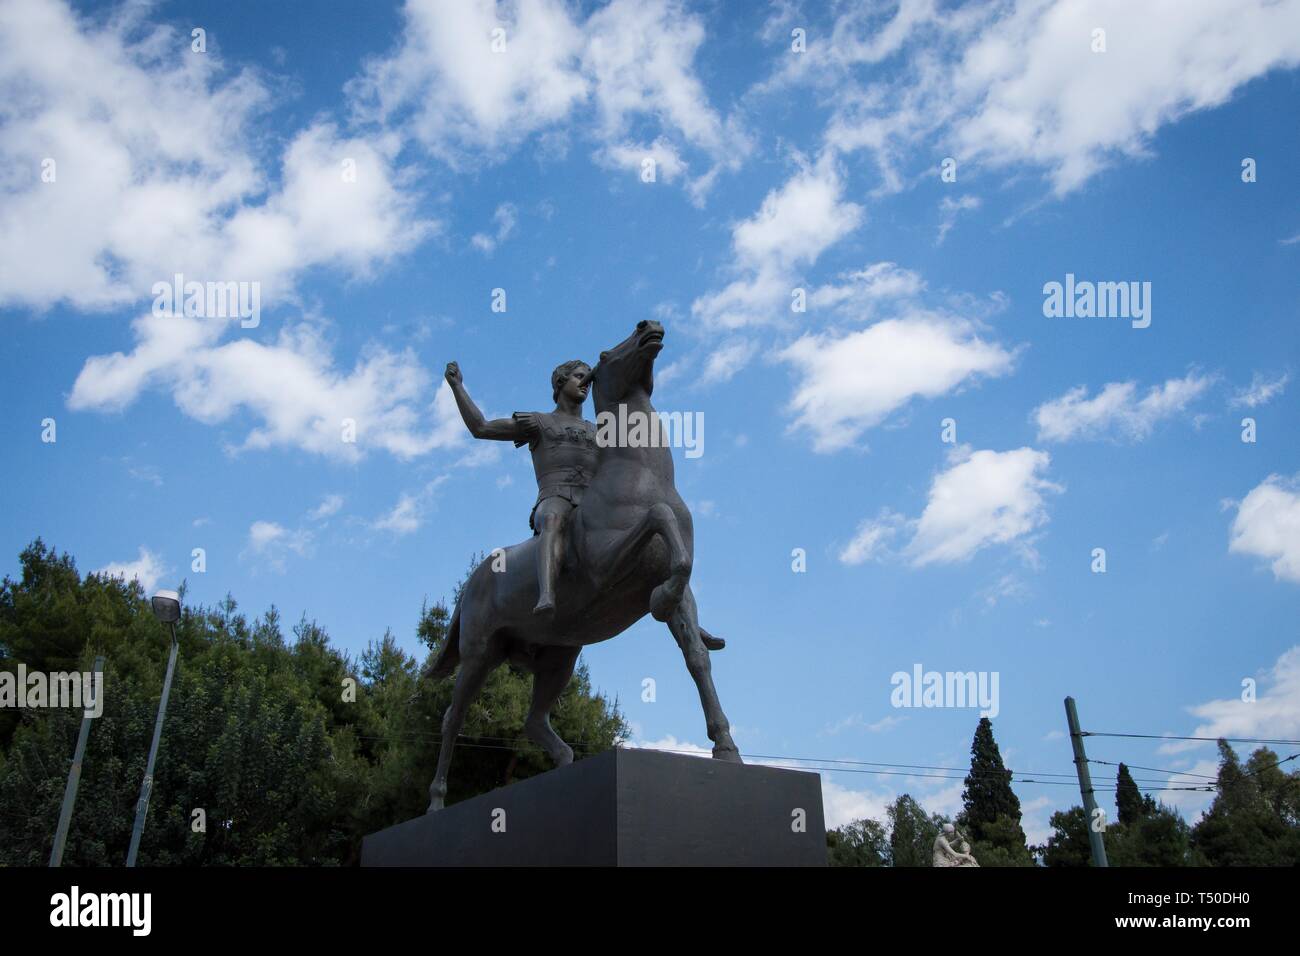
[
  {"x1": 126, "y1": 624, "x2": 178, "y2": 867},
  {"x1": 1064, "y1": 696, "x2": 1109, "y2": 867},
  {"x1": 49, "y1": 655, "x2": 105, "y2": 867}
]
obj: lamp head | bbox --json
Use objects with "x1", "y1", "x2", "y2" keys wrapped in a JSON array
[{"x1": 151, "y1": 589, "x2": 181, "y2": 625}]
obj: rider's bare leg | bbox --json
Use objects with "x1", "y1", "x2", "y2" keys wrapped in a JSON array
[{"x1": 534, "y1": 500, "x2": 570, "y2": 617}]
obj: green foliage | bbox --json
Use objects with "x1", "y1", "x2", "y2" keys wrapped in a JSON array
[
  {"x1": 959, "y1": 716, "x2": 1032, "y2": 865},
  {"x1": 0, "y1": 540, "x2": 626, "y2": 865},
  {"x1": 1037, "y1": 805, "x2": 1092, "y2": 867},
  {"x1": 887, "y1": 794, "x2": 947, "y2": 867},
  {"x1": 1040, "y1": 746, "x2": 1300, "y2": 867},
  {"x1": 1190, "y1": 741, "x2": 1300, "y2": 866},
  {"x1": 1116, "y1": 763, "x2": 1152, "y2": 826},
  {"x1": 826, "y1": 817, "x2": 888, "y2": 867}
]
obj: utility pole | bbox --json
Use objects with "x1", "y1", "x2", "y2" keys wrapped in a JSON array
[
  {"x1": 127, "y1": 591, "x2": 182, "y2": 867},
  {"x1": 49, "y1": 655, "x2": 104, "y2": 867},
  {"x1": 1064, "y1": 696, "x2": 1108, "y2": 867}
]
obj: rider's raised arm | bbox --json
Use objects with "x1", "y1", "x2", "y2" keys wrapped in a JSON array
[{"x1": 445, "y1": 361, "x2": 526, "y2": 442}]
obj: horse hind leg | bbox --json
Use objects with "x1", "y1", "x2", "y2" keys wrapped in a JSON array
[
  {"x1": 667, "y1": 585, "x2": 741, "y2": 762},
  {"x1": 427, "y1": 631, "x2": 507, "y2": 812},
  {"x1": 523, "y1": 645, "x2": 581, "y2": 767}
]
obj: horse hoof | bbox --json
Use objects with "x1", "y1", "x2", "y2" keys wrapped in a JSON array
[{"x1": 712, "y1": 746, "x2": 743, "y2": 764}]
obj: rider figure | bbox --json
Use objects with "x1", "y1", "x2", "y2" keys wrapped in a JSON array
[{"x1": 444, "y1": 359, "x2": 596, "y2": 618}]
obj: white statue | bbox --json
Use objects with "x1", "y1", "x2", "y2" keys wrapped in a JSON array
[{"x1": 932, "y1": 823, "x2": 980, "y2": 867}]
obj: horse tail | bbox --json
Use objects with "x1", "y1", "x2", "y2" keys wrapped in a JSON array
[{"x1": 427, "y1": 600, "x2": 462, "y2": 679}]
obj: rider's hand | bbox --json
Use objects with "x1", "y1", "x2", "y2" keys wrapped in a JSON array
[{"x1": 445, "y1": 361, "x2": 463, "y2": 387}]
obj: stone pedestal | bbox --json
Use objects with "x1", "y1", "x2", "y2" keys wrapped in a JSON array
[{"x1": 361, "y1": 747, "x2": 826, "y2": 867}]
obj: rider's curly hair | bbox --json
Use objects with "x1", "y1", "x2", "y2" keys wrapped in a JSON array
[{"x1": 551, "y1": 359, "x2": 590, "y2": 403}]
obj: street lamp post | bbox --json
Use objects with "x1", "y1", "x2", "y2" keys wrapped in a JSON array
[
  {"x1": 49, "y1": 654, "x2": 105, "y2": 867},
  {"x1": 126, "y1": 589, "x2": 181, "y2": 867}
]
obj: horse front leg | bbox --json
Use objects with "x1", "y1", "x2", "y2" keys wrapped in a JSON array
[
  {"x1": 667, "y1": 585, "x2": 741, "y2": 762},
  {"x1": 598, "y1": 501, "x2": 692, "y2": 621}
]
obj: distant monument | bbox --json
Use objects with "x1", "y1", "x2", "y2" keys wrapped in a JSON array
[
  {"x1": 423, "y1": 320, "x2": 740, "y2": 812},
  {"x1": 932, "y1": 823, "x2": 980, "y2": 867}
]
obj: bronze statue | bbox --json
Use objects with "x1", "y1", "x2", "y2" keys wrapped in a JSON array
[{"x1": 425, "y1": 320, "x2": 739, "y2": 811}]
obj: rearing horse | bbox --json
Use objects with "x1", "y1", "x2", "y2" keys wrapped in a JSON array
[{"x1": 424, "y1": 319, "x2": 741, "y2": 811}]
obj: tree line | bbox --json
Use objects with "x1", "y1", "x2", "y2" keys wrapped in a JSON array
[
  {"x1": 827, "y1": 716, "x2": 1300, "y2": 866},
  {"x1": 0, "y1": 539, "x2": 626, "y2": 866}
]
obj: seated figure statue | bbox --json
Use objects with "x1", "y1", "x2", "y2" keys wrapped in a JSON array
[{"x1": 932, "y1": 823, "x2": 980, "y2": 867}]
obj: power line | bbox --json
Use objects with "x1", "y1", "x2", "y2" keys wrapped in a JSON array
[
  {"x1": 1082, "y1": 731, "x2": 1300, "y2": 747},
  {"x1": 1087, "y1": 759, "x2": 1218, "y2": 781}
]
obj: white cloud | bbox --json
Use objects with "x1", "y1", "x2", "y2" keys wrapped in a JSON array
[
  {"x1": 1228, "y1": 474, "x2": 1300, "y2": 584},
  {"x1": 1229, "y1": 371, "x2": 1288, "y2": 409},
  {"x1": 0, "y1": 0, "x2": 432, "y2": 311},
  {"x1": 349, "y1": 0, "x2": 587, "y2": 161},
  {"x1": 96, "y1": 546, "x2": 167, "y2": 594},
  {"x1": 853, "y1": 447, "x2": 1060, "y2": 568},
  {"x1": 349, "y1": 0, "x2": 746, "y2": 198},
  {"x1": 980, "y1": 572, "x2": 1029, "y2": 608},
  {"x1": 810, "y1": 260, "x2": 926, "y2": 313},
  {"x1": 906, "y1": 447, "x2": 1059, "y2": 566},
  {"x1": 596, "y1": 137, "x2": 688, "y2": 183},
  {"x1": 813, "y1": 0, "x2": 1300, "y2": 195},
  {"x1": 1161, "y1": 646, "x2": 1300, "y2": 763},
  {"x1": 692, "y1": 153, "x2": 863, "y2": 330},
  {"x1": 839, "y1": 509, "x2": 904, "y2": 565},
  {"x1": 779, "y1": 314, "x2": 1016, "y2": 452},
  {"x1": 699, "y1": 339, "x2": 757, "y2": 385},
  {"x1": 470, "y1": 202, "x2": 517, "y2": 254},
  {"x1": 625, "y1": 735, "x2": 712, "y2": 757},
  {"x1": 1033, "y1": 372, "x2": 1212, "y2": 442},
  {"x1": 243, "y1": 520, "x2": 312, "y2": 573},
  {"x1": 373, "y1": 477, "x2": 450, "y2": 536},
  {"x1": 936, "y1": 194, "x2": 981, "y2": 244},
  {"x1": 309, "y1": 494, "x2": 345, "y2": 521},
  {"x1": 69, "y1": 316, "x2": 465, "y2": 461},
  {"x1": 821, "y1": 713, "x2": 906, "y2": 735}
]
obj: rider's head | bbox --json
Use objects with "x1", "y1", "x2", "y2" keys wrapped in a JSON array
[{"x1": 552, "y1": 359, "x2": 591, "y2": 403}]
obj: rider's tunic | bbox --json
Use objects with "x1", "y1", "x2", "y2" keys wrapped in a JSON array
[{"x1": 513, "y1": 411, "x2": 598, "y2": 533}]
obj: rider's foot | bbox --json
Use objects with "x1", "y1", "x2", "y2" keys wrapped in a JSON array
[
  {"x1": 533, "y1": 595, "x2": 556, "y2": 618},
  {"x1": 700, "y1": 628, "x2": 725, "y2": 651}
]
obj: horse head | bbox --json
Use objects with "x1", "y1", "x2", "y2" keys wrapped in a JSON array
[{"x1": 588, "y1": 319, "x2": 663, "y2": 416}]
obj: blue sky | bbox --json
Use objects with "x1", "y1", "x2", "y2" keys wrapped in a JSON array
[{"x1": 2, "y1": 0, "x2": 1300, "y2": 841}]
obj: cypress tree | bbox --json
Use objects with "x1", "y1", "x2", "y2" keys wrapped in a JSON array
[
  {"x1": 959, "y1": 716, "x2": 1031, "y2": 864},
  {"x1": 1116, "y1": 762, "x2": 1144, "y2": 825},
  {"x1": 961, "y1": 716, "x2": 1021, "y2": 827}
]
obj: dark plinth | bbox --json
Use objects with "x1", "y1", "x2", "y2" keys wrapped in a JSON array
[{"x1": 361, "y1": 748, "x2": 826, "y2": 866}]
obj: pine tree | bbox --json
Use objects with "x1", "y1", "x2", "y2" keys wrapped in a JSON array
[
  {"x1": 1191, "y1": 741, "x2": 1300, "y2": 865},
  {"x1": 0, "y1": 540, "x2": 628, "y2": 865}
]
